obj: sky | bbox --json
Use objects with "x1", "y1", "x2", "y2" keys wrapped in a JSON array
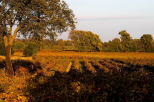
[{"x1": 59, "y1": 0, "x2": 154, "y2": 42}]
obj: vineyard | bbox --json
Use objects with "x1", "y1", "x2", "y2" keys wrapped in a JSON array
[{"x1": 0, "y1": 53, "x2": 154, "y2": 102}]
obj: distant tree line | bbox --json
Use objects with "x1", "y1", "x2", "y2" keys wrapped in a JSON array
[
  {"x1": 54, "y1": 30, "x2": 154, "y2": 52},
  {"x1": 104, "y1": 30, "x2": 154, "y2": 52},
  {"x1": 0, "y1": 30, "x2": 153, "y2": 53}
]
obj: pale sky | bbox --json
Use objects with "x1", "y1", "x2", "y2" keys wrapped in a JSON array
[{"x1": 59, "y1": 0, "x2": 154, "y2": 42}]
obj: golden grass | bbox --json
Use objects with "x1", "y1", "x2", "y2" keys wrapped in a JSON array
[
  {"x1": 13, "y1": 50, "x2": 23, "y2": 56},
  {"x1": 0, "y1": 50, "x2": 153, "y2": 101},
  {"x1": 37, "y1": 51, "x2": 154, "y2": 59},
  {"x1": 66, "y1": 62, "x2": 72, "y2": 72},
  {"x1": 1, "y1": 49, "x2": 153, "y2": 60},
  {"x1": 0, "y1": 56, "x2": 32, "y2": 61},
  {"x1": 0, "y1": 70, "x2": 30, "y2": 102}
]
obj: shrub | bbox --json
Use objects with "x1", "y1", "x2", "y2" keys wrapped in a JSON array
[
  {"x1": 23, "y1": 43, "x2": 39, "y2": 57},
  {"x1": 13, "y1": 41, "x2": 25, "y2": 50}
]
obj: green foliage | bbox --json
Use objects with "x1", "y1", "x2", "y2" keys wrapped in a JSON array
[
  {"x1": 104, "y1": 38, "x2": 122, "y2": 52},
  {"x1": 131, "y1": 39, "x2": 143, "y2": 52},
  {"x1": 140, "y1": 34, "x2": 153, "y2": 52},
  {"x1": 13, "y1": 41, "x2": 26, "y2": 50},
  {"x1": 0, "y1": 0, "x2": 76, "y2": 59},
  {"x1": 119, "y1": 30, "x2": 134, "y2": 52},
  {"x1": 23, "y1": 43, "x2": 39, "y2": 57},
  {"x1": 0, "y1": 0, "x2": 76, "y2": 38},
  {"x1": 104, "y1": 30, "x2": 153, "y2": 52},
  {"x1": 69, "y1": 30, "x2": 103, "y2": 52},
  {"x1": 152, "y1": 40, "x2": 154, "y2": 52}
]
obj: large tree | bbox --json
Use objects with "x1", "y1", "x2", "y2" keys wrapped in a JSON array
[
  {"x1": 69, "y1": 30, "x2": 103, "y2": 52},
  {"x1": 0, "y1": 0, "x2": 76, "y2": 75},
  {"x1": 140, "y1": 34, "x2": 153, "y2": 52},
  {"x1": 119, "y1": 30, "x2": 135, "y2": 52}
]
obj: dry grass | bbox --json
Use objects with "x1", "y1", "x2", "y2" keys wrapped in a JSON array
[
  {"x1": 13, "y1": 50, "x2": 23, "y2": 56},
  {"x1": 0, "y1": 70, "x2": 30, "y2": 102},
  {"x1": 37, "y1": 51, "x2": 154, "y2": 59},
  {"x1": 0, "y1": 51, "x2": 153, "y2": 101},
  {"x1": 0, "y1": 56, "x2": 32, "y2": 61},
  {"x1": 33, "y1": 56, "x2": 72, "y2": 73},
  {"x1": 1, "y1": 50, "x2": 153, "y2": 61}
]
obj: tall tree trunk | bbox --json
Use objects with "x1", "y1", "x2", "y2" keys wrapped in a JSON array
[
  {"x1": 3, "y1": 26, "x2": 20, "y2": 76},
  {"x1": 5, "y1": 45, "x2": 14, "y2": 76}
]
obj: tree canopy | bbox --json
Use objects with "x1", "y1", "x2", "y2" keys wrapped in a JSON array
[
  {"x1": 69, "y1": 30, "x2": 103, "y2": 52},
  {"x1": 104, "y1": 31, "x2": 154, "y2": 52},
  {"x1": 140, "y1": 34, "x2": 153, "y2": 52},
  {"x1": 0, "y1": 0, "x2": 76, "y2": 38}
]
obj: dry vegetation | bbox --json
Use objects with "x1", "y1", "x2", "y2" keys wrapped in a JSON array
[
  {"x1": 0, "y1": 52, "x2": 154, "y2": 102},
  {"x1": 37, "y1": 50, "x2": 154, "y2": 59}
]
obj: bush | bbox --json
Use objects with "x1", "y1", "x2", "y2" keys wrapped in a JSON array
[
  {"x1": 13, "y1": 41, "x2": 25, "y2": 50},
  {"x1": 23, "y1": 43, "x2": 39, "y2": 57}
]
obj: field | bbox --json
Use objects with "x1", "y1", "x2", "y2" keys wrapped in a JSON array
[
  {"x1": 0, "y1": 52, "x2": 154, "y2": 102},
  {"x1": 37, "y1": 50, "x2": 154, "y2": 59}
]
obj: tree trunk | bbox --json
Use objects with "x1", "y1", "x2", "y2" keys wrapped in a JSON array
[
  {"x1": 3, "y1": 26, "x2": 20, "y2": 76},
  {"x1": 5, "y1": 45, "x2": 14, "y2": 76}
]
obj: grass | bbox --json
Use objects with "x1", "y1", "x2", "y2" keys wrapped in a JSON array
[
  {"x1": 0, "y1": 51, "x2": 154, "y2": 101},
  {"x1": 0, "y1": 56, "x2": 32, "y2": 62},
  {"x1": 2, "y1": 50, "x2": 153, "y2": 60},
  {"x1": 37, "y1": 51, "x2": 154, "y2": 59}
]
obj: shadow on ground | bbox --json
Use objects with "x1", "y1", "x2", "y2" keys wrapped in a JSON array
[
  {"x1": 0, "y1": 60, "x2": 41, "y2": 73},
  {"x1": 27, "y1": 67, "x2": 154, "y2": 102}
]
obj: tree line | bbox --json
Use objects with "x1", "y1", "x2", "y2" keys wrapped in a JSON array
[
  {"x1": 1, "y1": 30, "x2": 153, "y2": 53},
  {"x1": 104, "y1": 30, "x2": 154, "y2": 52},
  {"x1": 42, "y1": 30, "x2": 154, "y2": 52}
]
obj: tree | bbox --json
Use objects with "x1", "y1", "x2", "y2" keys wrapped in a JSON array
[
  {"x1": 57, "y1": 39, "x2": 65, "y2": 50},
  {"x1": 0, "y1": 0, "x2": 76, "y2": 75},
  {"x1": 119, "y1": 30, "x2": 134, "y2": 52},
  {"x1": 69, "y1": 30, "x2": 103, "y2": 52},
  {"x1": 104, "y1": 38, "x2": 122, "y2": 52},
  {"x1": 152, "y1": 40, "x2": 154, "y2": 52},
  {"x1": 23, "y1": 42, "x2": 39, "y2": 57},
  {"x1": 140, "y1": 34, "x2": 153, "y2": 52},
  {"x1": 14, "y1": 41, "x2": 25, "y2": 50},
  {"x1": 131, "y1": 39, "x2": 143, "y2": 52}
]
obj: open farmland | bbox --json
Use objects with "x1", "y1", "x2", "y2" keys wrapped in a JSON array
[
  {"x1": 0, "y1": 52, "x2": 154, "y2": 102},
  {"x1": 31, "y1": 54, "x2": 154, "y2": 102},
  {"x1": 34, "y1": 51, "x2": 154, "y2": 72}
]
